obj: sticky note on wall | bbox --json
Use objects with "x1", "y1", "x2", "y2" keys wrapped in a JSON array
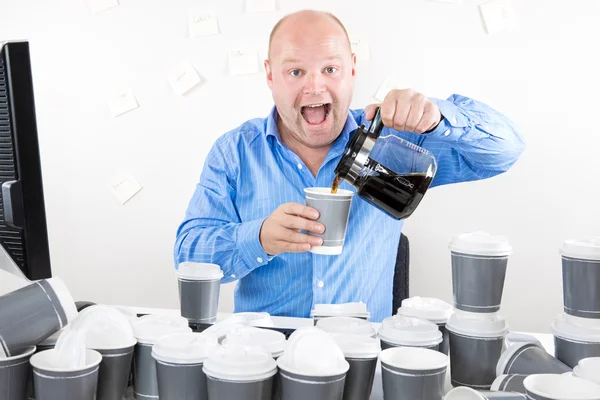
[
  {"x1": 374, "y1": 76, "x2": 410, "y2": 103},
  {"x1": 108, "y1": 90, "x2": 139, "y2": 118},
  {"x1": 189, "y1": 9, "x2": 220, "y2": 38},
  {"x1": 167, "y1": 63, "x2": 203, "y2": 95},
  {"x1": 479, "y1": 0, "x2": 517, "y2": 35},
  {"x1": 350, "y1": 35, "x2": 370, "y2": 61},
  {"x1": 229, "y1": 48, "x2": 259, "y2": 76},
  {"x1": 245, "y1": 0, "x2": 276, "y2": 13},
  {"x1": 109, "y1": 171, "x2": 143, "y2": 205}
]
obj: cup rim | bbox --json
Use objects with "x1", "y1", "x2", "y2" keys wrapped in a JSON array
[
  {"x1": 30, "y1": 348, "x2": 102, "y2": 373},
  {"x1": 304, "y1": 187, "x2": 354, "y2": 197},
  {"x1": 0, "y1": 346, "x2": 36, "y2": 362},
  {"x1": 379, "y1": 346, "x2": 448, "y2": 371},
  {"x1": 524, "y1": 373, "x2": 600, "y2": 398},
  {"x1": 444, "y1": 386, "x2": 486, "y2": 399},
  {"x1": 496, "y1": 342, "x2": 536, "y2": 376}
]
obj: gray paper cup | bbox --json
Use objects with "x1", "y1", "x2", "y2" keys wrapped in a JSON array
[
  {"x1": 0, "y1": 346, "x2": 35, "y2": 400},
  {"x1": 446, "y1": 386, "x2": 527, "y2": 399},
  {"x1": 380, "y1": 346, "x2": 448, "y2": 400},
  {"x1": 560, "y1": 239, "x2": 600, "y2": 319},
  {"x1": 496, "y1": 342, "x2": 571, "y2": 376},
  {"x1": 95, "y1": 346, "x2": 135, "y2": 400},
  {"x1": 491, "y1": 374, "x2": 528, "y2": 394},
  {"x1": 0, "y1": 278, "x2": 77, "y2": 357},
  {"x1": 304, "y1": 187, "x2": 354, "y2": 256},
  {"x1": 30, "y1": 349, "x2": 102, "y2": 400},
  {"x1": 177, "y1": 262, "x2": 224, "y2": 325},
  {"x1": 279, "y1": 370, "x2": 345, "y2": 400},
  {"x1": 446, "y1": 311, "x2": 508, "y2": 389},
  {"x1": 203, "y1": 345, "x2": 277, "y2": 400},
  {"x1": 449, "y1": 232, "x2": 512, "y2": 313},
  {"x1": 552, "y1": 313, "x2": 600, "y2": 368},
  {"x1": 524, "y1": 373, "x2": 600, "y2": 399},
  {"x1": 152, "y1": 332, "x2": 219, "y2": 400}
]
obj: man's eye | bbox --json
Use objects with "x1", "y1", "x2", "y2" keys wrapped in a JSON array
[
  {"x1": 325, "y1": 67, "x2": 337, "y2": 73},
  {"x1": 290, "y1": 70, "x2": 301, "y2": 77}
]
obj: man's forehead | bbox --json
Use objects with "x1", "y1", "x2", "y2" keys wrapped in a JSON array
[{"x1": 272, "y1": 36, "x2": 350, "y2": 63}]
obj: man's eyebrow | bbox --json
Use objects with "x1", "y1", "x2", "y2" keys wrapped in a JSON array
[{"x1": 280, "y1": 54, "x2": 345, "y2": 64}]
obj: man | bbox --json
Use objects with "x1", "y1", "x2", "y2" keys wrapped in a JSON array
[{"x1": 174, "y1": 10, "x2": 525, "y2": 322}]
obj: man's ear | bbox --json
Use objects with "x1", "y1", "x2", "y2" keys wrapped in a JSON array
[
  {"x1": 265, "y1": 59, "x2": 273, "y2": 89},
  {"x1": 351, "y1": 53, "x2": 357, "y2": 77}
]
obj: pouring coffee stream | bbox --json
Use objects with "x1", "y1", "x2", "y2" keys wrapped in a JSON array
[{"x1": 331, "y1": 107, "x2": 437, "y2": 220}]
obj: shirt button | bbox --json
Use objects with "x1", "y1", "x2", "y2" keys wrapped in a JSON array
[
  {"x1": 231, "y1": 274, "x2": 236, "y2": 278},
  {"x1": 444, "y1": 129, "x2": 451, "y2": 137},
  {"x1": 257, "y1": 257, "x2": 263, "y2": 263},
  {"x1": 317, "y1": 280, "x2": 324, "y2": 288},
  {"x1": 297, "y1": 163, "x2": 303, "y2": 170}
]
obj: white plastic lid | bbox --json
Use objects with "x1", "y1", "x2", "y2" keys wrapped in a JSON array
[
  {"x1": 38, "y1": 328, "x2": 67, "y2": 347},
  {"x1": 202, "y1": 344, "x2": 277, "y2": 382},
  {"x1": 311, "y1": 303, "x2": 370, "y2": 318},
  {"x1": 132, "y1": 314, "x2": 192, "y2": 344},
  {"x1": 277, "y1": 327, "x2": 349, "y2": 377},
  {"x1": 446, "y1": 310, "x2": 508, "y2": 338},
  {"x1": 152, "y1": 332, "x2": 219, "y2": 364},
  {"x1": 396, "y1": 297, "x2": 453, "y2": 324},
  {"x1": 227, "y1": 312, "x2": 274, "y2": 327},
  {"x1": 316, "y1": 316, "x2": 377, "y2": 338},
  {"x1": 377, "y1": 315, "x2": 443, "y2": 347},
  {"x1": 379, "y1": 346, "x2": 448, "y2": 370},
  {"x1": 177, "y1": 262, "x2": 224, "y2": 280},
  {"x1": 574, "y1": 358, "x2": 600, "y2": 385},
  {"x1": 449, "y1": 231, "x2": 512, "y2": 257},
  {"x1": 524, "y1": 374, "x2": 600, "y2": 398},
  {"x1": 496, "y1": 342, "x2": 531, "y2": 376},
  {"x1": 71, "y1": 305, "x2": 137, "y2": 350},
  {"x1": 444, "y1": 387, "x2": 486, "y2": 399},
  {"x1": 552, "y1": 313, "x2": 600, "y2": 343},
  {"x1": 222, "y1": 327, "x2": 286, "y2": 358},
  {"x1": 331, "y1": 333, "x2": 381, "y2": 359},
  {"x1": 560, "y1": 238, "x2": 600, "y2": 261},
  {"x1": 44, "y1": 278, "x2": 79, "y2": 324}
]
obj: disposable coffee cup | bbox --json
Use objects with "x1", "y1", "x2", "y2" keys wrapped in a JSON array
[
  {"x1": 552, "y1": 313, "x2": 600, "y2": 368},
  {"x1": 304, "y1": 187, "x2": 354, "y2": 256},
  {"x1": 311, "y1": 303, "x2": 370, "y2": 325},
  {"x1": 396, "y1": 296, "x2": 453, "y2": 355},
  {"x1": 30, "y1": 348, "x2": 102, "y2": 400},
  {"x1": 378, "y1": 315, "x2": 443, "y2": 350},
  {"x1": 203, "y1": 344, "x2": 277, "y2": 400},
  {"x1": 496, "y1": 342, "x2": 571, "y2": 376},
  {"x1": 331, "y1": 333, "x2": 381, "y2": 400},
  {"x1": 446, "y1": 310, "x2": 508, "y2": 389},
  {"x1": 491, "y1": 374, "x2": 528, "y2": 394},
  {"x1": 316, "y1": 316, "x2": 377, "y2": 338},
  {"x1": 131, "y1": 314, "x2": 192, "y2": 399},
  {"x1": 560, "y1": 238, "x2": 600, "y2": 319},
  {"x1": 277, "y1": 327, "x2": 349, "y2": 400},
  {"x1": 0, "y1": 278, "x2": 77, "y2": 357},
  {"x1": 177, "y1": 262, "x2": 224, "y2": 325},
  {"x1": 72, "y1": 305, "x2": 138, "y2": 400},
  {"x1": 573, "y1": 357, "x2": 600, "y2": 385},
  {"x1": 523, "y1": 373, "x2": 600, "y2": 399},
  {"x1": 0, "y1": 346, "x2": 35, "y2": 400},
  {"x1": 152, "y1": 332, "x2": 219, "y2": 400},
  {"x1": 380, "y1": 346, "x2": 448, "y2": 400},
  {"x1": 449, "y1": 231, "x2": 512, "y2": 313},
  {"x1": 445, "y1": 387, "x2": 527, "y2": 399}
]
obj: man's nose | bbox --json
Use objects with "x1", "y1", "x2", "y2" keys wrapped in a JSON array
[{"x1": 303, "y1": 73, "x2": 326, "y2": 95}]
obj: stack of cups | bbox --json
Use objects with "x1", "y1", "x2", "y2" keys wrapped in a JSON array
[
  {"x1": 396, "y1": 296, "x2": 453, "y2": 355},
  {"x1": 448, "y1": 231, "x2": 512, "y2": 389},
  {"x1": 277, "y1": 327, "x2": 350, "y2": 400},
  {"x1": 311, "y1": 303, "x2": 370, "y2": 325},
  {"x1": 316, "y1": 316, "x2": 377, "y2": 338},
  {"x1": 177, "y1": 262, "x2": 224, "y2": 330},
  {"x1": 377, "y1": 315, "x2": 443, "y2": 351},
  {"x1": 203, "y1": 344, "x2": 277, "y2": 400},
  {"x1": 131, "y1": 314, "x2": 192, "y2": 399},
  {"x1": 151, "y1": 332, "x2": 219, "y2": 400},
  {"x1": 553, "y1": 238, "x2": 600, "y2": 368}
]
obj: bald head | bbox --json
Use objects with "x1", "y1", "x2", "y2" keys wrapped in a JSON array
[{"x1": 268, "y1": 10, "x2": 351, "y2": 60}]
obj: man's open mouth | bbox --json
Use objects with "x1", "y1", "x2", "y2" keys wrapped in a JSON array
[{"x1": 301, "y1": 103, "x2": 331, "y2": 125}]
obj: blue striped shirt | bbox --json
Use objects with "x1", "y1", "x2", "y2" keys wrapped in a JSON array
[{"x1": 174, "y1": 94, "x2": 525, "y2": 322}]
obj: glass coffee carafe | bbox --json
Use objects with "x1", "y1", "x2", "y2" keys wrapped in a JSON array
[{"x1": 333, "y1": 107, "x2": 437, "y2": 220}]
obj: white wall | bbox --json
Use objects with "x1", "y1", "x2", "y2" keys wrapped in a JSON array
[{"x1": 0, "y1": 0, "x2": 598, "y2": 333}]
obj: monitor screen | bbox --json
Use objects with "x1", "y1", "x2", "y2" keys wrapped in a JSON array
[{"x1": 0, "y1": 41, "x2": 51, "y2": 281}]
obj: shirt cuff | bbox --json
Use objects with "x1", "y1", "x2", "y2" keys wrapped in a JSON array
[
  {"x1": 237, "y1": 218, "x2": 270, "y2": 271},
  {"x1": 426, "y1": 98, "x2": 470, "y2": 141}
]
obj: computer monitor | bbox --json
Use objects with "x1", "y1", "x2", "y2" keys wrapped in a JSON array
[{"x1": 0, "y1": 40, "x2": 52, "y2": 281}]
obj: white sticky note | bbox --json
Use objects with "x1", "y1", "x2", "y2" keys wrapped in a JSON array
[
  {"x1": 109, "y1": 172, "x2": 143, "y2": 205},
  {"x1": 189, "y1": 9, "x2": 219, "y2": 38},
  {"x1": 108, "y1": 90, "x2": 139, "y2": 118},
  {"x1": 374, "y1": 76, "x2": 410, "y2": 102},
  {"x1": 426, "y1": 0, "x2": 463, "y2": 4},
  {"x1": 167, "y1": 63, "x2": 203, "y2": 95},
  {"x1": 350, "y1": 36, "x2": 370, "y2": 61},
  {"x1": 245, "y1": 0, "x2": 276, "y2": 13},
  {"x1": 229, "y1": 48, "x2": 259, "y2": 76},
  {"x1": 87, "y1": 0, "x2": 119, "y2": 14},
  {"x1": 479, "y1": 0, "x2": 517, "y2": 35}
]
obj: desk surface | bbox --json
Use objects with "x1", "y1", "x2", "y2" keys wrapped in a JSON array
[{"x1": 121, "y1": 305, "x2": 555, "y2": 400}]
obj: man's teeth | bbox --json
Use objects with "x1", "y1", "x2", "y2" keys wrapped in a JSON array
[{"x1": 306, "y1": 104, "x2": 324, "y2": 108}]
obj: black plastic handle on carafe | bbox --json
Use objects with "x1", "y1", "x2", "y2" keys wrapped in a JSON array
[{"x1": 368, "y1": 107, "x2": 385, "y2": 138}]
